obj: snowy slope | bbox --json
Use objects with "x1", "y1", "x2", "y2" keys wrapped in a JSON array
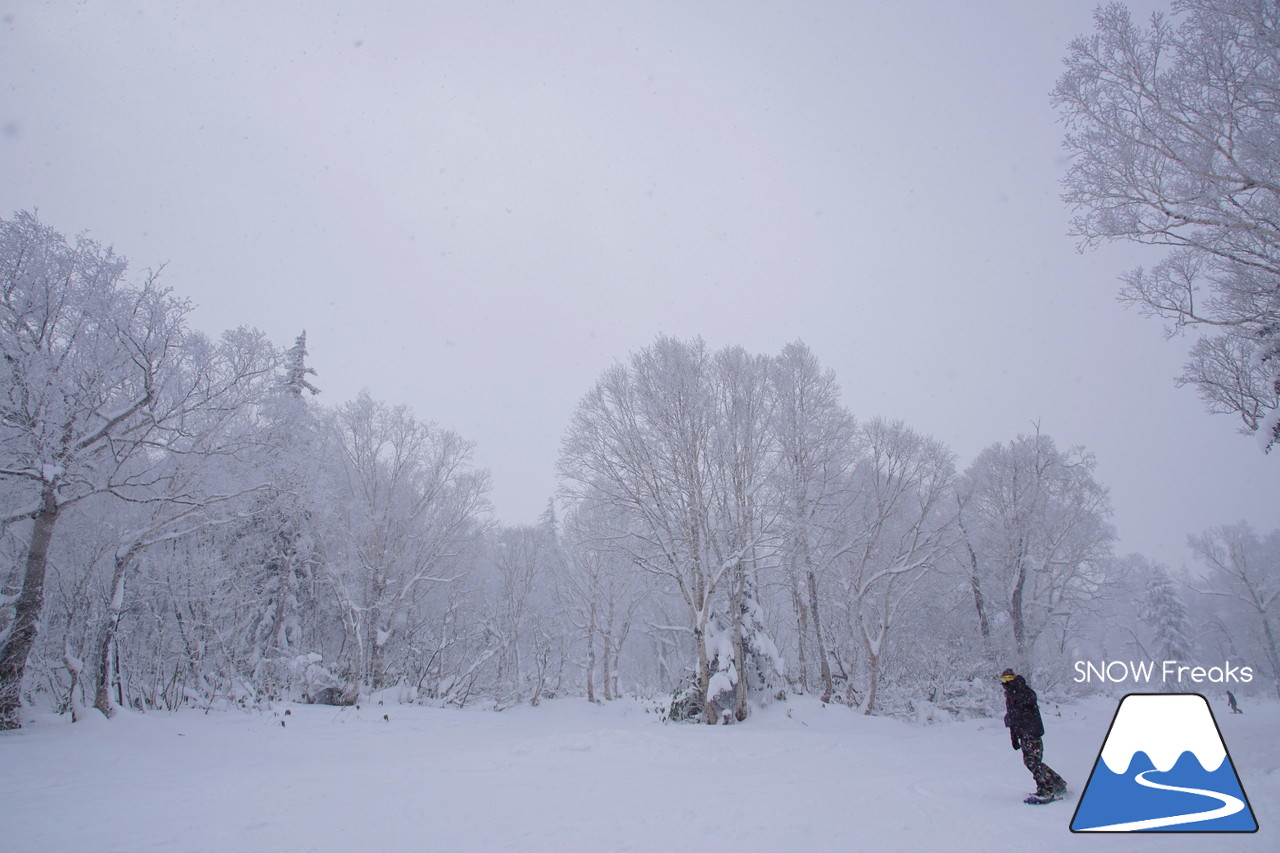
[{"x1": 1, "y1": 695, "x2": 1275, "y2": 852}]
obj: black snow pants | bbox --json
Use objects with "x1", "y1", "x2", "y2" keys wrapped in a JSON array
[{"x1": 1020, "y1": 736, "x2": 1066, "y2": 796}]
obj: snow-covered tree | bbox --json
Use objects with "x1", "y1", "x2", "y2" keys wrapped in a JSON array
[
  {"x1": 959, "y1": 429, "x2": 1116, "y2": 674},
  {"x1": 479, "y1": 519, "x2": 564, "y2": 707},
  {"x1": 1190, "y1": 522, "x2": 1280, "y2": 696},
  {"x1": 560, "y1": 336, "x2": 783, "y2": 723},
  {"x1": 281, "y1": 331, "x2": 320, "y2": 399},
  {"x1": 325, "y1": 392, "x2": 490, "y2": 696},
  {"x1": 767, "y1": 341, "x2": 856, "y2": 701},
  {"x1": 832, "y1": 419, "x2": 957, "y2": 714},
  {"x1": 707, "y1": 346, "x2": 785, "y2": 721},
  {"x1": 558, "y1": 503, "x2": 649, "y2": 703},
  {"x1": 235, "y1": 331, "x2": 326, "y2": 702},
  {"x1": 1054, "y1": 0, "x2": 1280, "y2": 448},
  {"x1": 1141, "y1": 564, "x2": 1194, "y2": 666},
  {"x1": 0, "y1": 211, "x2": 276, "y2": 729}
]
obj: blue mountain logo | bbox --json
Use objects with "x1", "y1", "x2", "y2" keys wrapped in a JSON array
[{"x1": 1070, "y1": 693, "x2": 1257, "y2": 832}]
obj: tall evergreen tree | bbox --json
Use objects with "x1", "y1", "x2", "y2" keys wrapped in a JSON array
[{"x1": 1140, "y1": 566, "x2": 1193, "y2": 667}]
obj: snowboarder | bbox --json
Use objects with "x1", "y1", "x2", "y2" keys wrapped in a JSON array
[
  {"x1": 1001, "y1": 668, "x2": 1067, "y2": 804},
  {"x1": 1227, "y1": 689, "x2": 1243, "y2": 714}
]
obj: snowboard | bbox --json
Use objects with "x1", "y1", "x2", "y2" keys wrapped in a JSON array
[{"x1": 1024, "y1": 789, "x2": 1068, "y2": 805}]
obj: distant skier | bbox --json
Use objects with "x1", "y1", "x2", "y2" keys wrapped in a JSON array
[
  {"x1": 1227, "y1": 689, "x2": 1243, "y2": 714},
  {"x1": 1001, "y1": 668, "x2": 1067, "y2": 804}
]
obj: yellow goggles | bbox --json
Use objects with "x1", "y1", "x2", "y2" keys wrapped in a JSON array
[{"x1": 1000, "y1": 673, "x2": 1016, "y2": 683}]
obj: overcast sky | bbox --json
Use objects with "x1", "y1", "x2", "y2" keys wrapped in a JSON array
[{"x1": 1, "y1": 0, "x2": 1274, "y2": 571}]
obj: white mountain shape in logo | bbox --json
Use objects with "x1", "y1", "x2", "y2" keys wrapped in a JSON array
[{"x1": 1099, "y1": 694, "x2": 1226, "y2": 774}]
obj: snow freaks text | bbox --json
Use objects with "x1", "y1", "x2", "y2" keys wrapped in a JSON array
[{"x1": 1073, "y1": 661, "x2": 1253, "y2": 685}]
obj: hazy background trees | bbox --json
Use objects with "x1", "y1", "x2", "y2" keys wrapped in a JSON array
[{"x1": 1190, "y1": 523, "x2": 1280, "y2": 696}]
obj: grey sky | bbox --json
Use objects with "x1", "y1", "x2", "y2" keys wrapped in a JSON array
[{"x1": 2, "y1": 0, "x2": 1273, "y2": 570}]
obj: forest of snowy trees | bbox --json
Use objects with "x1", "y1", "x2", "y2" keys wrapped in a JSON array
[{"x1": 1, "y1": 208, "x2": 1275, "y2": 730}]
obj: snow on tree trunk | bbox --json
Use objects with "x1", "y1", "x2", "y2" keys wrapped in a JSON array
[
  {"x1": 807, "y1": 570, "x2": 833, "y2": 703},
  {"x1": 586, "y1": 600, "x2": 597, "y2": 704},
  {"x1": 94, "y1": 549, "x2": 137, "y2": 719}
]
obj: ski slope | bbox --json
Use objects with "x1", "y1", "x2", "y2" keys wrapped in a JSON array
[{"x1": 1, "y1": 694, "x2": 1275, "y2": 851}]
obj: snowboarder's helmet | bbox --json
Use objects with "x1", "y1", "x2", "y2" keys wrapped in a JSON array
[{"x1": 1000, "y1": 668, "x2": 1016, "y2": 683}]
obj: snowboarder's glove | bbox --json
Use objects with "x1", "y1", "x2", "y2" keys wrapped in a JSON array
[{"x1": 1011, "y1": 732, "x2": 1020, "y2": 750}]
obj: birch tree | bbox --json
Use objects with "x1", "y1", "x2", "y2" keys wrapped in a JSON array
[
  {"x1": 1055, "y1": 0, "x2": 1280, "y2": 447},
  {"x1": 560, "y1": 336, "x2": 780, "y2": 722},
  {"x1": 560, "y1": 337, "x2": 719, "y2": 719},
  {"x1": 709, "y1": 346, "x2": 784, "y2": 721},
  {"x1": 767, "y1": 341, "x2": 856, "y2": 700}
]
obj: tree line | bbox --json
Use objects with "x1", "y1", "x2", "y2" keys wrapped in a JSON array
[{"x1": 1, "y1": 210, "x2": 1275, "y2": 729}]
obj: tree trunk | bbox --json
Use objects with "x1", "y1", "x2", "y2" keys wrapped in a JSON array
[
  {"x1": 585, "y1": 600, "x2": 598, "y2": 703},
  {"x1": 807, "y1": 571, "x2": 834, "y2": 703},
  {"x1": 369, "y1": 629, "x2": 387, "y2": 692},
  {"x1": 94, "y1": 547, "x2": 140, "y2": 718},
  {"x1": 731, "y1": 565, "x2": 749, "y2": 722},
  {"x1": 965, "y1": 541, "x2": 991, "y2": 643},
  {"x1": 365, "y1": 585, "x2": 390, "y2": 693},
  {"x1": 599, "y1": 598, "x2": 613, "y2": 702},
  {"x1": 63, "y1": 644, "x2": 86, "y2": 723},
  {"x1": 1258, "y1": 611, "x2": 1280, "y2": 700},
  {"x1": 611, "y1": 617, "x2": 631, "y2": 701},
  {"x1": 365, "y1": 566, "x2": 387, "y2": 691},
  {"x1": 0, "y1": 485, "x2": 60, "y2": 730},
  {"x1": 585, "y1": 627, "x2": 597, "y2": 704},
  {"x1": 600, "y1": 627, "x2": 613, "y2": 702},
  {"x1": 695, "y1": 622, "x2": 713, "y2": 724},
  {"x1": 512, "y1": 629, "x2": 523, "y2": 704},
  {"x1": 262, "y1": 546, "x2": 296, "y2": 698},
  {"x1": 790, "y1": 572, "x2": 809, "y2": 692},
  {"x1": 864, "y1": 651, "x2": 880, "y2": 716},
  {"x1": 1010, "y1": 559, "x2": 1028, "y2": 668}
]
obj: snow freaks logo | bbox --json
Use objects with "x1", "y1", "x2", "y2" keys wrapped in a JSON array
[
  {"x1": 1070, "y1": 694, "x2": 1257, "y2": 833},
  {"x1": 1072, "y1": 660, "x2": 1253, "y2": 685}
]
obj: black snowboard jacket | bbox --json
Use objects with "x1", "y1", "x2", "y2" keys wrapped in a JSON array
[{"x1": 1002, "y1": 675, "x2": 1044, "y2": 739}]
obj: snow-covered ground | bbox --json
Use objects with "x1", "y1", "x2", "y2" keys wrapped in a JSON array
[{"x1": 2, "y1": 694, "x2": 1275, "y2": 852}]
